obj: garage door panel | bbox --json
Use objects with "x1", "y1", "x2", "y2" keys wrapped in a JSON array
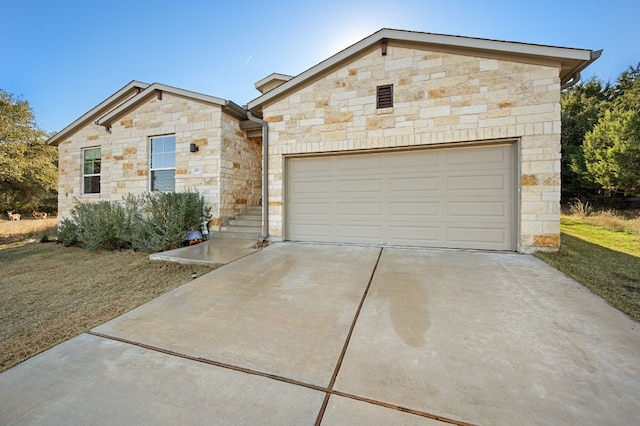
[
  {"x1": 337, "y1": 225, "x2": 383, "y2": 240},
  {"x1": 292, "y1": 179, "x2": 333, "y2": 194},
  {"x1": 292, "y1": 202, "x2": 333, "y2": 215},
  {"x1": 388, "y1": 225, "x2": 442, "y2": 244},
  {"x1": 286, "y1": 144, "x2": 515, "y2": 250},
  {"x1": 338, "y1": 178, "x2": 382, "y2": 192},
  {"x1": 336, "y1": 156, "x2": 382, "y2": 173},
  {"x1": 448, "y1": 226, "x2": 508, "y2": 246},
  {"x1": 446, "y1": 146, "x2": 507, "y2": 166},
  {"x1": 388, "y1": 176, "x2": 439, "y2": 192},
  {"x1": 388, "y1": 152, "x2": 439, "y2": 169},
  {"x1": 338, "y1": 202, "x2": 382, "y2": 215},
  {"x1": 447, "y1": 174, "x2": 508, "y2": 191},
  {"x1": 389, "y1": 201, "x2": 439, "y2": 216},
  {"x1": 289, "y1": 159, "x2": 333, "y2": 176},
  {"x1": 290, "y1": 223, "x2": 334, "y2": 238},
  {"x1": 447, "y1": 201, "x2": 508, "y2": 217}
]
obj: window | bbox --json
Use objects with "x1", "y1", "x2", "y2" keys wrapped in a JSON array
[
  {"x1": 150, "y1": 135, "x2": 175, "y2": 192},
  {"x1": 376, "y1": 84, "x2": 393, "y2": 109},
  {"x1": 83, "y1": 147, "x2": 101, "y2": 194}
]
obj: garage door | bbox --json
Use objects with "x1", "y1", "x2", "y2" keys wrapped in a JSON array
[{"x1": 286, "y1": 143, "x2": 515, "y2": 250}]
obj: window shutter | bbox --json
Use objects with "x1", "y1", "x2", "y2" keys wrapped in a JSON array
[{"x1": 377, "y1": 84, "x2": 393, "y2": 109}]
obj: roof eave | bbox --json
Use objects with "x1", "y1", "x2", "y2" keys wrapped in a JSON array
[
  {"x1": 47, "y1": 80, "x2": 149, "y2": 146},
  {"x1": 96, "y1": 83, "x2": 240, "y2": 128},
  {"x1": 248, "y1": 28, "x2": 600, "y2": 111},
  {"x1": 560, "y1": 49, "x2": 603, "y2": 85}
]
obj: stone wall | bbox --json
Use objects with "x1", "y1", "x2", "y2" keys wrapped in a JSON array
[
  {"x1": 57, "y1": 93, "x2": 261, "y2": 227},
  {"x1": 219, "y1": 114, "x2": 262, "y2": 219},
  {"x1": 261, "y1": 43, "x2": 562, "y2": 252}
]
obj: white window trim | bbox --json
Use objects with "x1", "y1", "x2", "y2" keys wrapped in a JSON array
[
  {"x1": 82, "y1": 147, "x2": 101, "y2": 195},
  {"x1": 149, "y1": 135, "x2": 176, "y2": 192}
]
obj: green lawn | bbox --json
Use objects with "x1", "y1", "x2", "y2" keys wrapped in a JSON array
[
  {"x1": 536, "y1": 217, "x2": 640, "y2": 321},
  {"x1": 561, "y1": 218, "x2": 640, "y2": 257}
]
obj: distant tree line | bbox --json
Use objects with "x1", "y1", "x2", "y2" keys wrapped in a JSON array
[{"x1": 561, "y1": 63, "x2": 640, "y2": 205}]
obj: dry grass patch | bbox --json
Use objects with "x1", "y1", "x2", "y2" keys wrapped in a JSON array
[
  {"x1": 580, "y1": 210, "x2": 640, "y2": 236},
  {"x1": 0, "y1": 217, "x2": 58, "y2": 246},
  {"x1": 0, "y1": 242, "x2": 218, "y2": 372}
]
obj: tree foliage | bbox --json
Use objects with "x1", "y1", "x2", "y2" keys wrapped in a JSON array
[
  {"x1": 582, "y1": 108, "x2": 640, "y2": 194},
  {"x1": 562, "y1": 63, "x2": 640, "y2": 199},
  {"x1": 561, "y1": 79, "x2": 610, "y2": 197},
  {"x1": 0, "y1": 90, "x2": 57, "y2": 213}
]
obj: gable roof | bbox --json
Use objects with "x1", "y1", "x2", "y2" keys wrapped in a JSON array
[
  {"x1": 47, "y1": 81, "x2": 247, "y2": 146},
  {"x1": 247, "y1": 28, "x2": 601, "y2": 112},
  {"x1": 255, "y1": 73, "x2": 294, "y2": 94},
  {"x1": 95, "y1": 82, "x2": 247, "y2": 128},
  {"x1": 47, "y1": 80, "x2": 149, "y2": 146}
]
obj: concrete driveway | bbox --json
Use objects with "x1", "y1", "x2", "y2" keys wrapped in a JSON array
[{"x1": 1, "y1": 243, "x2": 639, "y2": 425}]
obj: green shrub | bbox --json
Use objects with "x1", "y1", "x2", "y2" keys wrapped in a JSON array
[
  {"x1": 58, "y1": 192, "x2": 208, "y2": 252},
  {"x1": 126, "y1": 192, "x2": 208, "y2": 252},
  {"x1": 57, "y1": 218, "x2": 79, "y2": 247},
  {"x1": 72, "y1": 201, "x2": 129, "y2": 250}
]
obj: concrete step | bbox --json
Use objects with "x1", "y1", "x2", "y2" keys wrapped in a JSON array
[
  {"x1": 213, "y1": 231, "x2": 262, "y2": 240},
  {"x1": 238, "y1": 211, "x2": 262, "y2": 218},
  {"x1": 212, "y1": 206, "x2": 262, "y2": 240},
  {"x1": 220, "y1": 225, "x2": 261, "y2": 233},
  {"x1": 229, "y1": 218, "x2": 261, "y2": 226}
]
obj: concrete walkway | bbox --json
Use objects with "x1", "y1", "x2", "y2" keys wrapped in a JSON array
[
  {"x1": 1, "y1": 243, "x2": 639, "y2": 425},
  {"x1": 148, "y1": 238, "x2": 260, "y2": 265}
]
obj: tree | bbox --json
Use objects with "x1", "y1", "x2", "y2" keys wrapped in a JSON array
[
  {"x1": 0, "y1": 90, "x2": 57, "y2": 213},
  {"x1": 582, "y1": 108, "x2": 640, "y2": 194},
  {"x1": 561, "y1": 79, "x2": 610, "y2": 199},
  {"x1": 610, "y1": 63, "x2": 640, "y2": 111}
]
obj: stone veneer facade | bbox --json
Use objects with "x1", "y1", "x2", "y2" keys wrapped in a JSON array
[
  {"x1": 57, "y1": 92, "x2": 261, "y2": 229},
  {"x1": 260, "y1": 43, "x2": 562, "y2": 253}
]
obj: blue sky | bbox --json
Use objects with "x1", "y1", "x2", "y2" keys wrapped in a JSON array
[{"x1": 2, "y1": 0, "x2": 638, "y2": 134}]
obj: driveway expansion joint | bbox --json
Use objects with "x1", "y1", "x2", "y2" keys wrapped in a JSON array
[
  {"x1": 315, "y1": 248, "x2": 382, "y2": 425},
  {"x1": 89, "y1": 322, "x2": 473, "y2": 425}
]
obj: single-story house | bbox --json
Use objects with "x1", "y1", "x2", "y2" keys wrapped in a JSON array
[{"x1": 48, "y1": 28, "x2": 600, "y2": 253}]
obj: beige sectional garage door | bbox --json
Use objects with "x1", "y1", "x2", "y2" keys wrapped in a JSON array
[{"x1": 286, "y1": 143, "x2": 515, "y2": 250}]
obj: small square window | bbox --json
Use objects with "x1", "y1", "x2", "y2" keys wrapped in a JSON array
[{"x1": 377, "y1": 84, "x2": 393, "y2": 109}]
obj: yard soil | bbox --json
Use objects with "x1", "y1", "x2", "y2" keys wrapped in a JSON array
[{"x1": 0, "y1": 226, "x2": 218, "y2": 372}]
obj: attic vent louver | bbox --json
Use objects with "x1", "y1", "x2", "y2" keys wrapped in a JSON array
[{"x1": 376, "y1": 84, "x2": 393, "y2": 109}]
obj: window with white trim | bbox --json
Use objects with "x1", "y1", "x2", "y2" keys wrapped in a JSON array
[
  {"x1": 150, "y1": 135, "x2": 175, "y2": 192},
  {"x1": 83, "y1": 147, "x2": 101, "y2": 194}
]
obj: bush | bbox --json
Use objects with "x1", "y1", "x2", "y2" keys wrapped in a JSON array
[
  {"x1": 58, "y1": 192, "x2": 208, "y2": 252},
  {"x1": 57, "y1": 218, "x2": 79, "y2": 247},
  {"x1": 71, "y1": 201, "x2": 129, "y2": 250},
  {"x1": 125, "y1": 192, "x2": 208, "y2": 252}
]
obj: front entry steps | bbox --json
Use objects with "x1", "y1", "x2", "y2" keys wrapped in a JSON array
[{"x1": 213, "y1": 206, "x2": 262, "y2": 240}]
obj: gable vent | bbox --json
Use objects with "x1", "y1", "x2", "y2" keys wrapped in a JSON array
[{"x1": 376, "y1": 84, "x2": 393, "y2": 109}]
